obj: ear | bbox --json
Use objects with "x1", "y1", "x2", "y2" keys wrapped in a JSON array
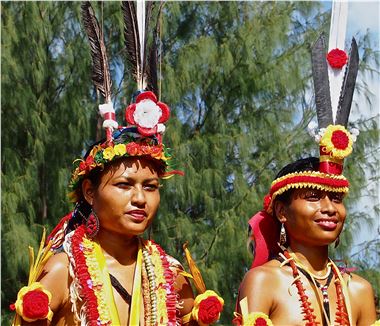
[
  {"x1": 274, "y1": 200, "x2": 287, "y2": 224},
  {"x1": 82, "y1": 179, "x2": 95, "y2": 206}
]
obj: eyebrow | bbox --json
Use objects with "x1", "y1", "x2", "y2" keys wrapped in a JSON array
[{"x1": 116, "y1": 176, "x2": 159, "y2": 183}]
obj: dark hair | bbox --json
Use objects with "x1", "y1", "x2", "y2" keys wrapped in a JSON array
[{"x1": 275, "y1": 157, "x2": 319, "y2": 205}]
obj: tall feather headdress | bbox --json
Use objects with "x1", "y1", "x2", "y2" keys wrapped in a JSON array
[
  {"x1": 121, "y1": 0, "x2": 162, "y2": 97},
  {"x1": 81, "y1": 1, "x2": 118, "y2": 141}
]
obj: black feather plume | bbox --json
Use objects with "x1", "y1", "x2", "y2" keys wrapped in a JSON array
[
  {"x1": 121, "y1": 1, "x2": 141, "y2": 85},
  {"x1": 335, "y1": 38, "x2": 359, "y2": 127},
  {"x1": 145, "y1": 2, "x2": 163, "y2": 97},
  {"x1": 81, "y1": 1, "x2": 112, "y2": 103},
  {"x1": 311, "y1": 34, "x2": 333, "y2": 128}
]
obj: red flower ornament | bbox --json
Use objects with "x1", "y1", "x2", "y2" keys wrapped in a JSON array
[
  {"x1": 198, "y1": 296, "x2": 223, "y2": 324},
  {"x1": 331, "y1": 130, "x2": 349, "y2": 150},
  {"x1": 326, "y1": 48, "x2": 348, "y2": 69},
  {"x1": 23, "y1": 291, "x2": 50, "y2": 320},
  {"x1": 125, "y1": 91, "x2": 170, "y2": 137},
  {"x1": 255, "y1": 317, "x2": 269, "y2": 326},
  {"x1": 14, "y1": 282, "x2": 53, "y2": 322},
  {"x1": 126, "y1": 142, "x2": 141, "y2": 156},
  {"x1": 192, "y1": 290, "x2": 224, "y2": 325}
]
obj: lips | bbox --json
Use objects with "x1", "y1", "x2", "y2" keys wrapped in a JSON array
[
  {"x1": 127, "y1": 209, "x2": 147, "y2": 222},
  {"x1": 314, "y1": 217, "x2": 339, "y2": 231}
]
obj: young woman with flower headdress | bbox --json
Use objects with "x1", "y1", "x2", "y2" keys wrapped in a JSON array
[
  {"x1": 11, "y1": 2, "x2": 223, "y2": 325},
  {"x1": 234, "y1": 7, "x2": 377, "y2": 325}
]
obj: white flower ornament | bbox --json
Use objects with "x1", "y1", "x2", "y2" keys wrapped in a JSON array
[{"x1": 125, "y1": 91, "x2": 170, "y2": 137}]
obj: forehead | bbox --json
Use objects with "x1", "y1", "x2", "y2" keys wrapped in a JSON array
[
  {"x1": 102, "y1": 157, "x2": 160, "y2": 180},
  {"x1": 290, "y1": 187, "x2": 345, "y2": 198}
]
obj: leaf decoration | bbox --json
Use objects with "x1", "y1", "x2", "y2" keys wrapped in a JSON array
[
  {"x1": 335, "y1": 38, "x2": 359, "y2": 127},
  {"x1": 311, "y1": 34, "x2": 333, "y2": 128}
]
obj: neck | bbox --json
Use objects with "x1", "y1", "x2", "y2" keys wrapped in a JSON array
[
  {"x1": 94, "y1": 229, "x2": 139, "y2": 265},
  {"x1": 287, "y1": 243, "x2": 329, "y2": 275}
]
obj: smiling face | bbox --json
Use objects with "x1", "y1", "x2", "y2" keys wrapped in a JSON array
[
  {"x1": 275, "y1": 188, "x2": 346, "y2": 247},
  {"x1": 82, "y1": 157, "x2": 161, "y2": 238}
]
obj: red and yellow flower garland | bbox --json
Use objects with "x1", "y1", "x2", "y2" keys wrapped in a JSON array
[
  {"x1": 69, "y1": 227, "x2": 178, "y2": 325},
  {"x1": 144, "y1": 240, "x2": 178, "y2": 325}
]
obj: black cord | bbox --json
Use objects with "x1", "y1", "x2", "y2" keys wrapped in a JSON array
[
  {"x1": 276, "y1": 255, "x2": 334, "y2": 326},
  {"x1": 109, "y1": 273, "x2": 132, "y2": 304}
]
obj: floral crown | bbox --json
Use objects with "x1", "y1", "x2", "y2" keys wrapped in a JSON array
[
  {"x1": 69, "y1": 91, "x2": 181, "y2": 202},
  {"x1": 263, "y1": 33, "x2": 359, "y2": 214}
]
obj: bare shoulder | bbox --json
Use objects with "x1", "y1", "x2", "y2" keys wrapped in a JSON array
[
  {"x1": 347, "y1": 273, "x2": 377, "y2": 324},
  {"x1": 239, "y1": 260, "x2": 283, "y2": 313},
  {"x1": 240, "y1": 260, "x2": 282, "y2": 292},
  {"x1": 347, "y1": 272, "x2": 375, "y2": 295},
  {"x1": 42, "y1": 252, "x2": 70, "y2": 275}
]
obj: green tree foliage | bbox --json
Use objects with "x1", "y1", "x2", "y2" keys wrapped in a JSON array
[
  {"x1": 1, "y1": 1, "x2": 379, "y2": 323},
  {"x1": 155, "y1": 2, "x2": 379, "y2": 322},
  {"x1": 2, "y1": 1, "x2": 99, "y2": 317}
]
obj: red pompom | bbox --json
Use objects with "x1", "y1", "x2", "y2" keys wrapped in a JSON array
[
  {"x1": 9, "y1": 303, "x2": 15, "y2": 311},
  {"x1": 326, "y1": 49, "x2": 348, "y2": 69},
  {"x1": 255, "y1": 317, "x2": 268, "y2": 326},
  {"x1": 22, "y1": 290, "x2": 49, "y2": 319},
  {"x1": 198, "y1": 296, "x2": 223, "y2": 324},
  {"x1": 331, "y1": 130, "x2": 349, "y2": 149}
]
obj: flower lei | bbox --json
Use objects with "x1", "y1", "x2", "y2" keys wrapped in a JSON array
[
  {"x1": 68, "y1": 226, "x2": 178, "y2": 326},
  {"x1": 143, "y1": 240, "x2": 177, "y2": 325}
]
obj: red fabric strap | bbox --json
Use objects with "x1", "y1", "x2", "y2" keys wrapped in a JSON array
[{"x1": 103, "y1": 112, "x2": 116, "y2": 120}]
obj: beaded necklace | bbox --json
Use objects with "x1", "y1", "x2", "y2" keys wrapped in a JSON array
[
  {"x1": 66, "y1": 225, "x2": 178, "y2": 326},
  {"x1": 281, "y1": 249, "x2": 350, "y2": 326}
]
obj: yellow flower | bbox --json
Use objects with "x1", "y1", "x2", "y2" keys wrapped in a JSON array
[
  {"x1": 103, "y1": 147, "x2": 115, "y2": 160},
  {"x1": 114, "y1": 144, "x2": 127, "y2": 156},
  {"x1": 243, "y1": 312, "x2": 273, "y2": 326},
  {"x1": 320, "y1": 125, "x2": 353, "y2": 159}
]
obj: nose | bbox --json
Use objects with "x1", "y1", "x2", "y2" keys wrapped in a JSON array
[
  {"x1": 320, "y1": 196, "x2": 337, "y2": 215},
  {"x1": 131, "y1": 186, "x2": 146, "y2": 206}
]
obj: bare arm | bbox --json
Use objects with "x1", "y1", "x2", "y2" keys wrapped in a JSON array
[
  {"x1": 174, "y1": 273, "x2": 197, "y2": 325},
  {"x1": 238, "y1": 266, "x2": 274, "y2": 315},
  {"x1": 19, "y1": 252, "x2": 70, "y2": 326},
  {"x1": 349, "y1": 274, "x2": 376, "y2": 325}
]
